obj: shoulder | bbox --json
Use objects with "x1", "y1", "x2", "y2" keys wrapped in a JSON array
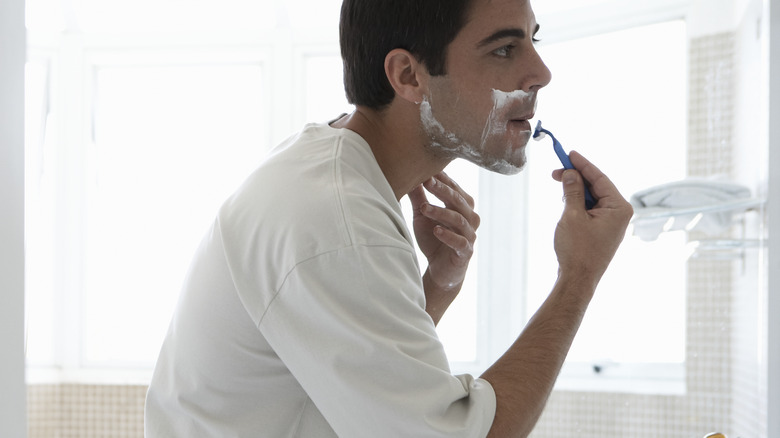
[{"x1": 218, "y1": 123, "x2": 414, "y2": 265}]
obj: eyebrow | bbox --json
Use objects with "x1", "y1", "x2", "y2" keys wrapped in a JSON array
[{"x1": 476, "y1": 24, "x2": 541, "y2": 48}]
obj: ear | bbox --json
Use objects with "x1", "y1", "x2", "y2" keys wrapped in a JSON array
[{"x1": 384, "y1": 48, "x2": 428, "y2": 105}]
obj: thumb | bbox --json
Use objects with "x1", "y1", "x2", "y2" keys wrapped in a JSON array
[
  {"x1": 407, "y1": 184, "x2": 428, "y2": 212},
  {"x1": 561, "y1": 169, "x2": 585, "y2": 210}
]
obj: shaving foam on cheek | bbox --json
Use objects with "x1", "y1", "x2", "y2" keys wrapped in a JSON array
[
  {"x1": 420, "y1": 98, "x2": 467, "y2": 148},
  {"x1": 481, "y1": 89, "x2": 535, "y2": 139},
  {"x1": 490, "y1": 89, "x2": 533, "y2": 110},
  {"x1": 479, "y1": 89, "x2": 535, "y2": 159},
  {"x1": 420, "y1": 97, "x2": 489, "y2": 166},
  {"x1": 419, "y1": 90, "x2": 529, "y2": 175}
]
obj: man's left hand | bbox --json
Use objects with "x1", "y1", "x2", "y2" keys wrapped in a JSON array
[{"x1": 408, "y1": 172, "x2": 480, "y2": 324}]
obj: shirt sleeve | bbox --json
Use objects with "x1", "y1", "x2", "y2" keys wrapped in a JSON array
[{"x1": 258, "y1": 244, "x2": 496, "y2": 438}]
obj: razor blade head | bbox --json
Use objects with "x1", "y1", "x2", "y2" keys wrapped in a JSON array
[{"x1": 532, "y1": 120, "x2": 546, "y2": 141}]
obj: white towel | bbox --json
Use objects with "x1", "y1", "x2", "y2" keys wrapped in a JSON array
[{"x1": 630, "y1": 179, "x2": 752, "y2": 241}]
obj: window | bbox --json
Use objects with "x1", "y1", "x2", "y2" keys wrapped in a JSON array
[
  {"x1": 528, "y1": 20, "x2": 689, "y2": 392},
  {"x1": 24, "y1": 54, "x2": 57, "y2": 370},
  {"x1": 25, "y1": 0, "x2": 691, "y2": 393},
  {"x1": 84, "y1": 58, "x2": 269, "y2": 367},
  {"x1": 24, "y1": 0, "x2": 348, "y2": 383}
]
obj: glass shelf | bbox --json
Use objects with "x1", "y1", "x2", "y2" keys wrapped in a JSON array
[
  {"x1": 632, "y1": 198, "x2": 765, "y2": 221},
  {"x1": 631, "y1": 198, "x2": 767, "y2": 254}
]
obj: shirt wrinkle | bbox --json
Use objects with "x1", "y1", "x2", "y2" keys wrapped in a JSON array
[
  {"x1": 145, "y1": 122, "x2": 497, "y2": 438},
  {"x1": 214, "y1": 215, "x2": 244, "y2": 300},
  {"x1": 256, "y1": 243, "x2": 417, "y2": 328},
  {"x1": 331, "y1": 135, "x2": 354, "y2": 247},
  {"x1": 290, "y1": 396, "x2": 310, "y2": 437}
]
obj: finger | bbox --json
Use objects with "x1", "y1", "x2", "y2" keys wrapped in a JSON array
[
  {"x1": 567, "y1": 151, "x2": 622, "y2": 205},
  {"x1": 421, "y1": 204, "x2": 477, "y2": 243},
  {"x1": 560, "y1": 169, "x2": 587, "y2": 212},
  {"x1": 431, "y1": 172, "x2": 475, "y2": 209},
  {"x1": 423, "y1": 176, "x2": 471, "y2": 215},
  {"x1": 433, "y1": 226, "x2": 473, "y2": 262},
  {"x1": 424, "y1": 177, "x2": 480, "y2": 228},
  {"x1": 407, "y1": 184, "x2": 429, "y2": 215}
]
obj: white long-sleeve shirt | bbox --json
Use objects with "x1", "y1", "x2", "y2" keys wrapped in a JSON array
[{"x1": 144, "y1": 123, "x2": 496, "y2": 437}]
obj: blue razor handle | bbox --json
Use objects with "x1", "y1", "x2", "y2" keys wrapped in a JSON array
[{"x1": 533, "y1": 121, "x2": 596, "y2": 210}]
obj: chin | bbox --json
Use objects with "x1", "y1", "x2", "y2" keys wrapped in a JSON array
[
  {"x1": 488, "y1": 161, "x2": 525, "y2": 175},
  {"x1": 476, "y1": 136, "x2": 529, "y2": 175},
  {"x1": 485, "y1": 147, "x2": 527, "y2": 175},
  {"x1": 466, "y1": 156, "x2": 526, "y2": 175}
]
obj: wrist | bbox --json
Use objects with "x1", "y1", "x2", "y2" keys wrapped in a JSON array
[
  {"x1": 422, "y1": 269, "x2": 461, "y2": 326},
  {"x1": 423, "y1": 269, "x2": 462, "y2": 293},
  {"x1": 554, "y1": 267, "x2": 600, "y2": 300}
]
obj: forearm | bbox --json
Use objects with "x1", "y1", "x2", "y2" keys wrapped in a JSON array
[
  {"x1": 479, "y1": 153, "x2": 632, "y2": 437},
  {"x1": 481, "y1": 273, "x2": 597, "y2": 438},
  {"x1": 422, "y1": 269, "x2": 461, "y2": 326}
]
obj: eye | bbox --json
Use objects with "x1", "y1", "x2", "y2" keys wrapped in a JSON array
[
  {"x1": 493, "y1": 44, "x2": 516, "y2": 58},
  {"x1": 532, "y1": 37, "x2": 541, "y2": 45}
]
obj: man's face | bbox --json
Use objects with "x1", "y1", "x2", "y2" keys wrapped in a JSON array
[{"x1": 419, "y1": 0, "x2": 551, "y2": 175}]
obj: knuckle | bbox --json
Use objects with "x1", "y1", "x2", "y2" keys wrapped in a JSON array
[
  {"x1": 463, "y1": 193, "x2": 475, "y2": 208},
  {"x1": 472, "y1": 212, "x2": 481, "y2": 229},
  {"x1": 624, "y1": 205, "x2": 635, "y2": 221},
  {"x1": 454, "y1": 190, "x2": 467, "y2": 206},
  {"x1": 463, "y1": 242, "x2": 474, "y2": 257},
  {"x1": 455, "y1": 239, "x2": 473, "y2": 258}
]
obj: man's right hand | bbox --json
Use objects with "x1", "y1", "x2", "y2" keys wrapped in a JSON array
[
  {"x1": 551, "y1": 150, "x2": 633, "y2": 290},
  {"x1": 483, "y1": 150, "x2": 633, "y2": 438}
]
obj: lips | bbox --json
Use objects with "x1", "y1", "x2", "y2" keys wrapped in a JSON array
[
  {"x1": 508, "y1": 107, "x2": 534, "y2": 121},
  {"x1": 511, "y1": 110, "x2": 535, "y2": 121},
  {"x1": 509, "y1": 112, "x2": 535, "y2": 131},
  {"x1": 509, "y1": 119, "x2": 532, "y2": 132}
]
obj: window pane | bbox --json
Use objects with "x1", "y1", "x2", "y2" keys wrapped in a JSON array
[
  {"x1": 303, "y1": 55, "x2": 353, "y2": 123},
  {"x1": 400, "y1": 160, "x2": 481, "y2": 364},
  {"x1": 68, "y1": 0, "x2": 275, "y2": 33},
  {"x1": 84, "y1": 63, "x2": 267, "y2": 366},
  {"x1": 24, "y1": 57, "x2": 57, "y2": 366},
  {"x1": 25, "y1": 0, "x2": 65, "y2": 32},
  {"x1": 527, "y1": 21, "x2": 688, "y2": 364},
  {"x1": 287, "y1": 0, "x2": 342, "y2": 31},
  {"x1": 533, "y1": 0, "x2": 615, "y2": 15}
]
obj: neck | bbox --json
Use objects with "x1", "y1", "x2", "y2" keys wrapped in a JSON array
[{"x1": 331, "y1": 102, "x2": 451, "y2": 200}]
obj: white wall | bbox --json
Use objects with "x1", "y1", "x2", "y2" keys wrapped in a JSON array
[
  {"x1": 769, "y1": 0, "x2": 780, "y2": 435},
  {"x1": 0, "y1": 0, "x2": 28, "y2": 434},
  {"x1": 688, "y1": 0, "x2": 758, "y2": 36}
]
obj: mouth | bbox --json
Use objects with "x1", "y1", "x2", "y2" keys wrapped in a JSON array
[
  {"x1": 509, "y1": 115, "x2": 534, "y2": 132},
  {"x1": 508, "y1": 108, "x2": 535, "y2": 126}
]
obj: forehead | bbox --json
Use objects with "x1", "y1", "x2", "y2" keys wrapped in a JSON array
[{"x1": 460, "y1": 0, "x2": 536, "y2": 42}]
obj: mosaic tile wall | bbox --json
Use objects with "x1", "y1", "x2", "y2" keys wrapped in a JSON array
[
  {"x1": 530, "y1": 30, "x2": 766, "y2": 438},
  {"x1": 530, "y1": 258, "x2": 736, "y2": 438},
  {"x1": 25, "y1": 30, "x2": 766, "y2": 438},
  {"x1": 27, "y1": 384, "x2": 146, "y2": 438}
]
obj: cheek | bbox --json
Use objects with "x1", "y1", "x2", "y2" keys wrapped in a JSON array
[
  {"x1": 430, "y1": 78, "x2": 493, "y2": 115},
  {"x1": 491, "y1": 89, "x2": 533, "y2": 111}
]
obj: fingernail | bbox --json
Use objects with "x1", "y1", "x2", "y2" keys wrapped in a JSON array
[{"x1": 563, "y1": 171, "x2": 577, "y2": 184}]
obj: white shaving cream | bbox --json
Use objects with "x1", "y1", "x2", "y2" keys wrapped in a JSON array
[{"x1": 420, "y1": 88, "x2": 535, "y2": 174}]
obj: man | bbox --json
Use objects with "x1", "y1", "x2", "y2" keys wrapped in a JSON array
[{"x1": 145, "y1": 0, "x2": 633, "y2": 436}]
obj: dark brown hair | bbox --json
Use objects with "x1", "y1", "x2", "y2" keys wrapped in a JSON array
[{"x1": 340, "y1": 0, "x2": 473, "y2": 110}]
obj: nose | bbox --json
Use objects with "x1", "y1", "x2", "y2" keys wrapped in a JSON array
[{"x1": 523, "y1": 46, "x2": 552, "y2": 92}]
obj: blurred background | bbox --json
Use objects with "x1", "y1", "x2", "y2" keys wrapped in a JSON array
[{"x1": 2, "y1": 0, "x2": 776, "y2": 436}]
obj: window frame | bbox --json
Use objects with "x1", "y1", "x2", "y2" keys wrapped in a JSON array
[
  {"x1": 25, "y1": 0, "x2": 695, "y2": 394},
  {"x1": 524, "y1": 0, "x2": 694, "y2": 394},
  {"x1": 25, "y1": 31, "x2": 299, "y2": 384}
]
